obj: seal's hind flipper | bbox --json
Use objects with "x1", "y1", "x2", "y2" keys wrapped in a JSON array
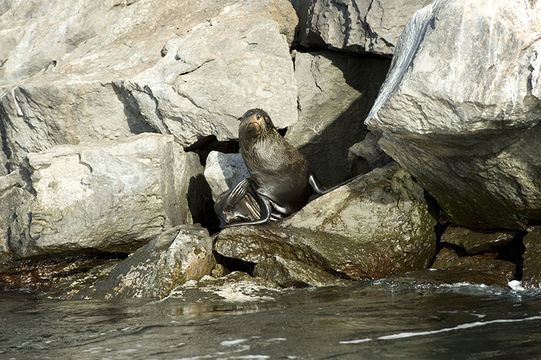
[
  {"x1": 222, "y1": 194, "x2": 273, "y2": 228},
  {"x1": 309, "y1": 172, "x2": 362, "y2": 195}
]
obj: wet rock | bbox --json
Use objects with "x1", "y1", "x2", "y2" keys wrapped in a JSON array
[
  {"x1": 91, "y1": 225, "x2": 215, "y2": 299},
  {"x1": 366, "y1": 0, "x2": 541, "y2": 230},
  {"x1": 285, "y1": 51, "x2": 390, "y2": 185},
  {"x1": 392, "y1": 268, "x2": 514, "y2": 289},
  {"x1": 522, "y1": 226, "x2": 541, "y2": 289},
  {"x1": 296, "y1": 0, "x2": 432, "y2": 56},
  {"x1": 45, "y1": 259, "x2": 122, "y2": 300},
  {"x1": 431, "y1": 247, "x2": 516, "y2": 286},
  {"x1": 216, "y1": 226, "x2": 344, "y2": 287},
  {"x1": 0, "y1": 0, "x2": 298, "y2": 167},
  {"x1": 215, "y1": 163, "x2": 437, "y2": 284},
  {"x1": 0, "y1": 254, "x2": 123, "y2": 293},
  {"x1": 6, "y1": 133, "x2": 202, "y2": 258},
  {"x1": 254, "y1": 256, "x2": 343, "y2": 288},
  {"x1": 440, "y1": 226, "x2": 516, "y2": 255},
  {"x1": 348, "y1": 131, "x2": 393, "y2": 177},
  {"x1": 165, "y1": 271, "x2": 281, "y2": 305},
  {"x1": 203, "y1": 151, "x2": 249, "y2": 201}
]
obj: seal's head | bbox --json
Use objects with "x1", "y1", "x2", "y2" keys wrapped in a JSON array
[{"x1": 238, "y1": 108, "x2": 275, "y2": 138}]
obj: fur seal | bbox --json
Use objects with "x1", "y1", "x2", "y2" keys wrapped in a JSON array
[{"x1": 217, "y1": 108, "x2": 329, "y2": 227}]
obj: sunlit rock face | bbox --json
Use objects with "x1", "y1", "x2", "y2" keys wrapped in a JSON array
[
  {"x1": 0, "y1": 0, "x2": 298, "y2": 168},
  {"x1": 1, "y1": 134, "x2": 202, "y2": 259},
  {"x1": 294, "y1": 0, "x2": 433, "y2": 56},
  {"x1": 204, "y1": 151, "x2": 249, "y2": 201},
  {"x1": 366, "y1": 0, "x2": 541, "y2": 230}
]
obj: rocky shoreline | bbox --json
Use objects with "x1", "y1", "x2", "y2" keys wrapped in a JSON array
[{"x1": 1, "y1": 0, "x2": 540, "y2": 299}]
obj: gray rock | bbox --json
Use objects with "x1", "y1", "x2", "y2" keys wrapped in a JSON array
[
  {"x1": 366, "y1": 0, "x2": 541, "y2": 230},
  {"x1": 0, "y1": 135, "x2": 7, "y2": 176},
  {"x1": 523, "y1": 226, "x2": 541, "y2": 289},
  {"x1": 29, "y1": 258, "x2": 122, "y2": 299},
  {"x1": 285, "y1": 51, "x2": 390, "y2": 185},
  {"x1": 7, "y1": 133, "x2": 202, "y2": 258},
  {"x1": 431, "y1": 247, "x2": 516, "y2": 287},
  {"x1": 440, "y1": 226, "x2": 516, "y2": 255},
  {"x1": 347, "y1": 131, "x2": 393, "y2": 176},
  {"x1": 0, "y1": 170, "x2": 28, "y2": 263},
  {"x1": 215, "y1": 226, "x2": 344, "y2": 286},
  {"x1": 90, "y1": 225, "x2": 215, "y2": 299},
  {"x1": 215, "y1": 163, "x2": 437, "y2": 284},
  {"x1": 0, "y1": 0, "x2": 298, "y2": 167},
  {"x1": 204, "y1": 151, "x2": 249, "y2": 201},
  {"x1": 390, "y1": 268, "x2": 515, "y2": 289},
  {"x1": 296, "y1": 0, "x2": 432, "y2": 56},
  {"x1": 253, "y1": 256, "x2": 343, "y2": 287}
]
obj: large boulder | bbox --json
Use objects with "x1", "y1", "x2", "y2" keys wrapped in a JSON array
[
  {"x1": 366, "y1": 0, "x2": 541, "y2": 230},
  {"x1": 3, "y1": 133, "x2": 202, "y2": 259},
  {"x1": 215, "y1": 163, "x2": 437, "y2": 285},
  {"x1": 285, "y1": 51, "x2": 390, "y2": 185},
  {"x1": 0, "y1": 0, "x2": 298, "y2": 168},
  {"x1": 295, "y1": 0, "x2": 432, "y2": 56},
  {"x1": 203, "y1": 151, "x2": 249, "y2": 201},
  {"x1": 89, "y1": 225, "x2": 216, "y2": 299}
]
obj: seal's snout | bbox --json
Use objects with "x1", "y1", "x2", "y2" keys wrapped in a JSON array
[
  {"x1": 248, "y1": 114, "x2": 262, "y2": 131},
  {"x1": 239, "y1": 108, "x2": 274, "y2": 136}
]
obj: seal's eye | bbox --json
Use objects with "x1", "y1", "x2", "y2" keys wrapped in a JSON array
[{"x1": 256, "y1": 114, "x2": 261, "y2": 120}]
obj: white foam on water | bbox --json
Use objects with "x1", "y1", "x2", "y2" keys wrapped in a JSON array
[
  {"x1": 440, "y1": 282, "x2": 487, "y2": 288},
  {"x1": 378, "y1": 315, "x2": 541, "y2": 340},
  {"x1": 117, "y1": 348, "x2": 138, "y2": 354},
  {"x1": 472, "y1": 313, "x2": 486, "y2": 319},
  {"x1": 82, "y1": 346, "x2": 105, "y2": 353},
  {"x1": 339, "y1": 338, "x2": 372, "y2": 344},
  {"x1": 221, "y1": 339, "x2": 248, "y2": 347},
  {"x1": 508, "y1": 280, "x2": 525, "y2": 291},
  {"x1": 340, "y1": 315, "x2": 541, "y2": 344},
  {"x1": 267, "y1": 338, "x2": 286, "y2": 342}
]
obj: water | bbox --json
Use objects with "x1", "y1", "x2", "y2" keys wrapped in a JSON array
[{"x1": 1, "y1": 281, "x2": 541, "y2": 359}]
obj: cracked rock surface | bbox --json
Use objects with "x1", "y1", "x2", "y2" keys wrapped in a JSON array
[
  {"x1": 0, "y1": 0, "x2": 298, "y2": 167},
  {"x1": 295, "y1": 0, "x2": 432, "y2": 56},
  {"x1": 0, "y1": 133, "x2": 202, "y2": 259}
]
